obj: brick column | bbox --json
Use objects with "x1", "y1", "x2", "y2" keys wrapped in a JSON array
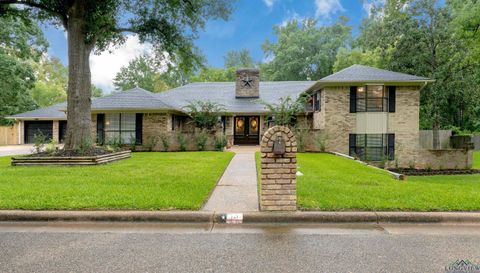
[
  {"x1": 260, "y1": 126, "x2": 297, "y2": 211},
  {"x1": 52, "y1": 121, "x2": 59, "y2": 143}
]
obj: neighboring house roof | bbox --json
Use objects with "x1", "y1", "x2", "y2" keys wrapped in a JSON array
[
  {"x1": 90, "y1": 87, "x2": 172, "y2": 111},
  {"x1": 155, "y1": 81, "x2": 314, "y2": 113},
  {"x1": 7, "y1": 102, "x2": 67, "y2": 120},
  {"x1": 318, "y1": 64, "x2": 433, "y2": 83}
]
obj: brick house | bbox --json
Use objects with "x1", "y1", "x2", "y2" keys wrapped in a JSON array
[{"x1": 7, "y1": 65, "x2": 473, "y2": 169}]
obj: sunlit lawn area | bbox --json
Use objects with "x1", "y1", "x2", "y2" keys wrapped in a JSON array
[
  {"x1": 0, "y1": 152, "x2": 233, "y2": 210},
  {"x1": 256, "y1": 152, "x2": 480, "y2": 211}
]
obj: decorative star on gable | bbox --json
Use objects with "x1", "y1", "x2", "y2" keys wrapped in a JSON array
[{"x1": 242, "y1": 76, "x2": 254, "y2": 88}]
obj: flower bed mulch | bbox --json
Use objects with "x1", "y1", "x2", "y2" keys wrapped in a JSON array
[
  {"x1": 29, "y1": 147, "x2": 113, "y2": 157},
  {"x1": 388, "y1": 168, "x2": 480, "y2": 176}
]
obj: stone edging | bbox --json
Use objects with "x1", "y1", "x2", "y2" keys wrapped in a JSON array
[
  {"x1": 11, "y1": 150, "x2": 131, "y2": 166},
  {"x1": 1, "y1": 210, "x2": 480, "y2": 224}
]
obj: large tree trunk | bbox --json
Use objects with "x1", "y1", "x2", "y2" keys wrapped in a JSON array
[{"x1": 64, "y1": 1, "x2": 93, "y2": 150}]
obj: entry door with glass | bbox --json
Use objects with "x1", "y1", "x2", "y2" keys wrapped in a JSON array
[{"x1": 234, "y1": 116, "x2": 260, "y2": 145}]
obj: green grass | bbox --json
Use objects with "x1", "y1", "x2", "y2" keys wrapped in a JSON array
[
  {"x1": 0, "y1": 152, "x2": 234, "y2": 210},
  {"x1": 256, "y1": 152, "x2": 480, "y2": 211},
  {"x1": 474, "y1": 151, "x2": 480, "y2": 169}
]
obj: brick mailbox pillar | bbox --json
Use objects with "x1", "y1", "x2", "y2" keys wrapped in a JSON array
[{"x1": 260, "y1": 126, "x2": 297, "y2": 211}]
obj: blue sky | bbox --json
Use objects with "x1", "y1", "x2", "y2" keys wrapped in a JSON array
[{"x1": 41, "y1": 0, "x2": 373, "y2": 91}]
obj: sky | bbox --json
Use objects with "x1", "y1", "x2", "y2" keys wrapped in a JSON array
[{"x1": 41, "y1": 0, "x2": 376, "y2": 92}]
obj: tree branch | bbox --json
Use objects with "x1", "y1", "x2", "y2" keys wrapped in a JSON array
[
  {"x1": 0, "y1": 0, "x2": 68, "y2": 28},
  {"x1": 114, "y1": 27, "x2": 140, "y2": 34}
]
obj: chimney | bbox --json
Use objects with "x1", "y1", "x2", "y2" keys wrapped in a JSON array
[{"x1": 235, "y1": 68, "x2": 260, "y2": 98}]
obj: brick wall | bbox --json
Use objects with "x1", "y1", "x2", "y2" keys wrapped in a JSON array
[
  {"x1": 323, "y1": 86, "x2": 355, "y2": 154},
  {"x1": 387, "y1": 86, "x2": 421, "y2": 168},
  {"x1": 260, "y1": 126, "x2": 297, "y2": 211}
]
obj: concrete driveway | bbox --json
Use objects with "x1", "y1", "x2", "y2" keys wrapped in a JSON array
[{"x1": 0, "y1": 145, "x2": 34, "y2": 156}]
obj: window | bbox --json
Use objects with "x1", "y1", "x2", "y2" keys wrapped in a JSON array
[
  {"x1": 104, "y1": 113, "x2": 136, "y2": 144},
  {"x1": 349, "y1": 134, "x2": 395, "y2": 161},
  {"x1": 355, "y1": 85, "x2": 389, "y2": 112}
]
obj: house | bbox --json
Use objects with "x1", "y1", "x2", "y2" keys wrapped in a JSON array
[{"x1": 6, "y1": 65, "x2": 473, "y2": 169}]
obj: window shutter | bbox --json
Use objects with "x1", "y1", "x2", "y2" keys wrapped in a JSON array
[
  {"x1": 387, "y1": 134, "x2": 395, "y2": 160},
  {"x1": 135, "y1": 113, "x2": 143, "y2": 145},
  {"x1": 388, "y1": 86, "x2": 396, "y2": 113},
  {"x1": 96, "y1": 114, "x2": 105, "y2": 145},
  {"x1": 350, "y1": 87, "x2": 357, "y2": 113},
  {"x1": 349, "y1": 134, "x2": 356, "y2": 156}
]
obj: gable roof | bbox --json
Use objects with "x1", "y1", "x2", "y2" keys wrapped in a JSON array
[
  {"x1": 90, "y1": 87, "x2": 172, "y2": 110},
  {"x1": 319, "y1": 64, "x2": 432, "y2": 83},
  {"x1": 7, "y1": 102, "x2": 67, "y2": 120},
  {"x1": 155, "y1": 81, "x2": 314, "y2": 113}
]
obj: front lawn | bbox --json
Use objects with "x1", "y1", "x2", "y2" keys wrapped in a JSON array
[
  {"x1": 0, "y1": 152, "x2": 233, "y2": 210},
  {"x1": 257, "y1": 152, "x2": 480, "y2": 211}
]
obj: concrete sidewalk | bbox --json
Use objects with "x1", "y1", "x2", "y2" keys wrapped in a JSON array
[
  {"x1": 0, "y1": 145, "x2": 34, "y2": 156},
  {"x1": 202, "y1": 147, "x2": 259, "y2": 212}
]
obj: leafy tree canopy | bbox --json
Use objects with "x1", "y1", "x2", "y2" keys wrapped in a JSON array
[
  {"x1": 224, "y1": 49, "x2": 254, "y2": 68},
  {"x1": 261, "y1": 17, "x2": 351, "y2": 81}
]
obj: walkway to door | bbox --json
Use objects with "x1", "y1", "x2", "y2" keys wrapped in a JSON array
[{"x1": 202, "y1": 146, "x2": 260, "y2": 212}]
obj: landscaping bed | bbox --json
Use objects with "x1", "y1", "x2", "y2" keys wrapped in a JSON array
[
  {"x1": 12, "y1": 150, "x2": 131, "y2": 166},
  {"x1": 0, "y1": 152, "x2": 234, "y2": 210},
  {"x1": 388, "y1": 168, "x2": 480, "y2": 176}
]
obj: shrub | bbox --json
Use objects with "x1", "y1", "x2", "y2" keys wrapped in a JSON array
[
  {"x1": 214, "y1": 134, "x2": 228, "y2": 151},
  {"x1": 195, "y1": 130, "x2": 209, "y2": 151},
  {"x1": 261, "y1": 95, "x2": 307, "y2": 127},
  {"x1": 33, "y1": 130, "x2": 48, "y2": 154},
  {"x1": 177, "y1": 132, "x2": 187, "y2": 151},
  {"x1": 106, "y1": 136, "x2": 123, "y2": 151},
  {"x1": 45, "y1": 139, "x2": 58, "y2": 154},
  {"x1": 144, "y1": 136, "x2": 159, "y2": 152},
  {"x1": 293, "y1": 120, "x2": 310, "y2": 152},
  {"x1": 128, "y1": 134, "x2": 137, "y2": 152},
  {"x1": 159, "y1": 133, "x2": 170, "y2": 152},
  {"x1": 314, "y1": 132, "x2": 328, "y2": 152},
  {"x1": 184, "y1": 101, "x2": 227, "y2": 130}
]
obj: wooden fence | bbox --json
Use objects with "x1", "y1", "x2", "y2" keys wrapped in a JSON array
[
  {"x1": 473, "y1": 135, "x2": 480, "y2": 151},
  {"x1": 419, "y1": 130, "x2": 452, "y2": 149},
  {"x1": 0, "y1": 125, "x2": 18, "y2": 145}
]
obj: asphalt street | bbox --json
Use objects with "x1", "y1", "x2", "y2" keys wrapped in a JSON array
[{"x1": 0, "y1": 222, "x2": 479, "y2": 273}]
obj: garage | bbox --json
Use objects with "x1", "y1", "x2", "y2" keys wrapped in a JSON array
[{"x1": 24, "y1": 121, "x2": 53, "y2": 144}]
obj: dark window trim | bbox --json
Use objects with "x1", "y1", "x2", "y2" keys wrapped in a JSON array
[
  {"x1": 355, "y1": 85, "x2": 389, "y2": 113},
  {"x1": 349, "y1": 133, "x2": 395, "y2": 161},
  {"x1": 103, "y1": 113, "x2": 136, "y2": 144}
]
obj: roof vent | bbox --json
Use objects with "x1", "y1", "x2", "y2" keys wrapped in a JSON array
[{"x1": 236, "y1": 68, "x2": 260, "y2": 98}]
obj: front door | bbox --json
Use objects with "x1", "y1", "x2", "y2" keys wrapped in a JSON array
[{"x1": 234, "y1": 116, "x2": 260, "y2": 145}]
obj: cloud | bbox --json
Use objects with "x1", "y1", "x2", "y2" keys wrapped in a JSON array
[
  {"x1": 90, "y1": 35, "x2": 151, "y2": 92},
  {"x1": 314, "y1": 0, "x2": 344, "y2": 18},
  {"x1": 262, "y1": 0, "x2": 275, "y2": 8},
  {"x1": 362, "y1": 0, "x2": 386, "y2": 17},
  {"x1": 280, "y1": 10, "x2": 307, "y2": 27}
]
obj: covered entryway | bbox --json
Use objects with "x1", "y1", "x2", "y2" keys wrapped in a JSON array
[
  {"x1": 24, "y1": 121, "x2": 53, "y2": 144},
  {"x1": 234, "y1": 116, "x2": 260, "y2": 145}
]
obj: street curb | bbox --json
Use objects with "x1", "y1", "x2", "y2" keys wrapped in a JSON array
[
  {"x1": 1, "y1": 210, "x2": 480, "y2": 224},
  {"x1": 0, "y1": 210, "x2": 213, "y2": 223}
]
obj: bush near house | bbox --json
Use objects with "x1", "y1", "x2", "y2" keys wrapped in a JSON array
[{"x1": 0, "y1": 152, "x2": 234, "y2": 210}]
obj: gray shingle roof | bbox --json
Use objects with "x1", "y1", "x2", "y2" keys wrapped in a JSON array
[
  {"x1": 91, "y1": 87, "x2": 172, "y2": 110},
  {"x1": 155, "y1": 81, "x2": 315, "y2": 113},
  {"x1": 8, "y1": 102, "x2": 67, "y2": 119},
  {"x1": 319, "y1": 64, "x2": 432, "y2": 82}
]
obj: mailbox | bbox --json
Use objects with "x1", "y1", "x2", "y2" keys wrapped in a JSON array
[{"x1": 273, "y1": 135, "x2": 286, "y2": 155}]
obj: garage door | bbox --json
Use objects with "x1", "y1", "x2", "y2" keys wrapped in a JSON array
[{"x1": 24, "y1": 121, "x2": 53, "y2": 144}]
